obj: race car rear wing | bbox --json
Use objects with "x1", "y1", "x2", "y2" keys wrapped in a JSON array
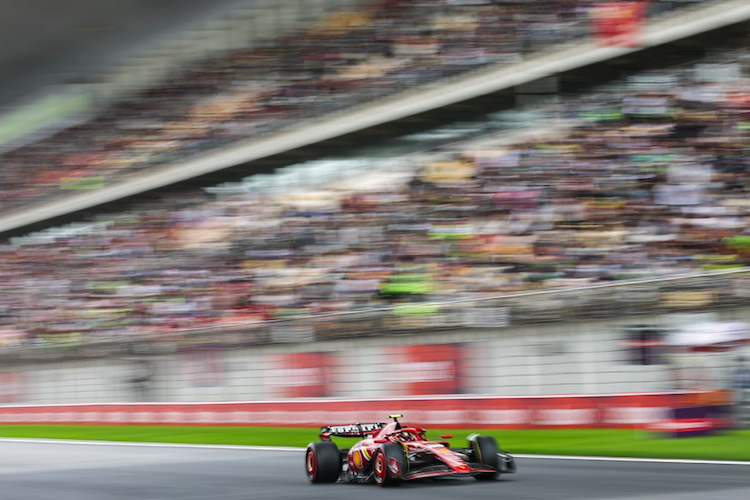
[{"x1": 320, "y1": 422, "x2": 385, "y2": 439}]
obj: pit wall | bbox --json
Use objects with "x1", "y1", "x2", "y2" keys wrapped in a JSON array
[{"x1": 2, "y1": 308, "x2": 749, "y2": 406}]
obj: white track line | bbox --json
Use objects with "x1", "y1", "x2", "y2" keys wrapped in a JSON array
[
  {"x1": 0, "y1": 438, "x2": 301, "y2": 452},
  {"x1": 0, "y1": 438, "x2": 748, "y2": 466},
  {"x1": 512, "y1": 454, "x2": 750, "y2": 466}
]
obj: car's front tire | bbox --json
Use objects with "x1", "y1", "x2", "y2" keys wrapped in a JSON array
[
  {"x1": 306, "y1": 442, "x2": 340, "y2": 483},
  {"x1": 373, "y1": 443, "x2": 405, "y2": 487},
  {"x1": 471, "y1": 435, "x2": 500, "y2": 481}
]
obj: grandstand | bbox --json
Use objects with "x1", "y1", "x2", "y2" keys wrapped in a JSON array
[
  {"x1": 1, "y1": 0, "x2": 749, "y2": 235},
  {"x1": 4, "y1": 36, "x2": 750, "y2": 340},
  {"x1": 0, "y1": 0, "x2": 748, "y2": 425}
]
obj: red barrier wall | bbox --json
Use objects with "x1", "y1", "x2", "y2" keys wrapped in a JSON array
[{"x1": 0, "y1": 391, "x2": 730, "y2": 429}]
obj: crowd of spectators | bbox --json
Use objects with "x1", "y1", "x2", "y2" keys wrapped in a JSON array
[
  {"x1": 0, "y1": 0, "x2": 708, "y2": 213},
  {"x1": 0, "y1": 44, "x2": 749, "y2": 347}
]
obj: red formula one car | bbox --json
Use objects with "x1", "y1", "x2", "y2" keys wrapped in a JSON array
[{"x1": 305, "y1": 414, "x2": 516, "y2": 486}]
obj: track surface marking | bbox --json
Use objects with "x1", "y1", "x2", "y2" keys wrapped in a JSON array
[{"x1": 0, "y1": 440, "x2": 748, "y2": 500}]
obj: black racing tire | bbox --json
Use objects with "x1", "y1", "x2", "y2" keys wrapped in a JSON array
[
  {"x1": 373, "y1": 443, "x2": 406, "y2": 487},
  {"x1": 472, "y1": 435, "x2": 500, "y2": 481},
  {"x1": 306, "y1": 442, "x2": 340, "y2": 483}
]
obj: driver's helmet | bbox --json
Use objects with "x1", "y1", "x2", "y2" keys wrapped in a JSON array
[{"x1": 399, "y1": 431, "x2": 417, "y2": 442}]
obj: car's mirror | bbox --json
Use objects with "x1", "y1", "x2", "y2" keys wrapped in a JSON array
[{"x1": 440, "y1": 434, "x2": 453, "y2": 439}]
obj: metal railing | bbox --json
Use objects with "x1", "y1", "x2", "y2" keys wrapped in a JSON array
[{"x1": 3, "y1": 267, "x2": 749, "y2": 364}]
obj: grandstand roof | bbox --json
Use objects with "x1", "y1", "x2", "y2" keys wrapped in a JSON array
[{"x1": 0, "y1": 0, "x2": 247, "y2": 107}]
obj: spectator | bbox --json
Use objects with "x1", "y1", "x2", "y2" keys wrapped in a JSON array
[
  {"x1": 0, "y1": 0, "x2": 710, "y2": 214},
  {"x1": 1, "y1": 39, "x2": 750, "y2": 345}
]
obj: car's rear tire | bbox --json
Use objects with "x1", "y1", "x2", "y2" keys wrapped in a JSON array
[
  {"x1": 306, "y1": 442, "x2": 340, "y2": 483},
  {"x1": 472, "y1": 435, "x2": 500, "y2": 481},
  {"x1": 373, "y1": 443, "x2": 405, "y2": 487}
]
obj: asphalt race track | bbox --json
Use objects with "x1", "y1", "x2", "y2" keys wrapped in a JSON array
[{"x1": 0, "y1": 440, "x2": 748, "y2": 500}]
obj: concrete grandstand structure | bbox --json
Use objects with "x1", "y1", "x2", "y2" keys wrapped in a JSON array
[{"x1": 0, "y1": 0, "x2": 749, "y2": 428}]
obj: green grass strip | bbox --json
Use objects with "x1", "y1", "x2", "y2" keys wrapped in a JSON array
[{"x1": 0, "y1": 425, "x2": 749, "y2": 461}]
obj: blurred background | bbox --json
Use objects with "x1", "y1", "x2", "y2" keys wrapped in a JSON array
[{"x1": 0, "y1": 0, "x2": 749, "y2": 432}]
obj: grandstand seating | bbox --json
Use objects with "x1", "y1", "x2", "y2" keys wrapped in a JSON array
[
  {"x1": 0, "y1": 0, "x2": 717, "y2": 218},
  {"x1": 1, "y1": 44, "x2": 749, "y2": 346}
]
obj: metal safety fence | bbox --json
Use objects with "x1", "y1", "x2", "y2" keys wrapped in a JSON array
[
  {"x1": 1, "y1": 268, "x2": 749, "y2": 365},
  {"x1": 0, "y1": 268, "x2": 749, "y2": 407}
]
